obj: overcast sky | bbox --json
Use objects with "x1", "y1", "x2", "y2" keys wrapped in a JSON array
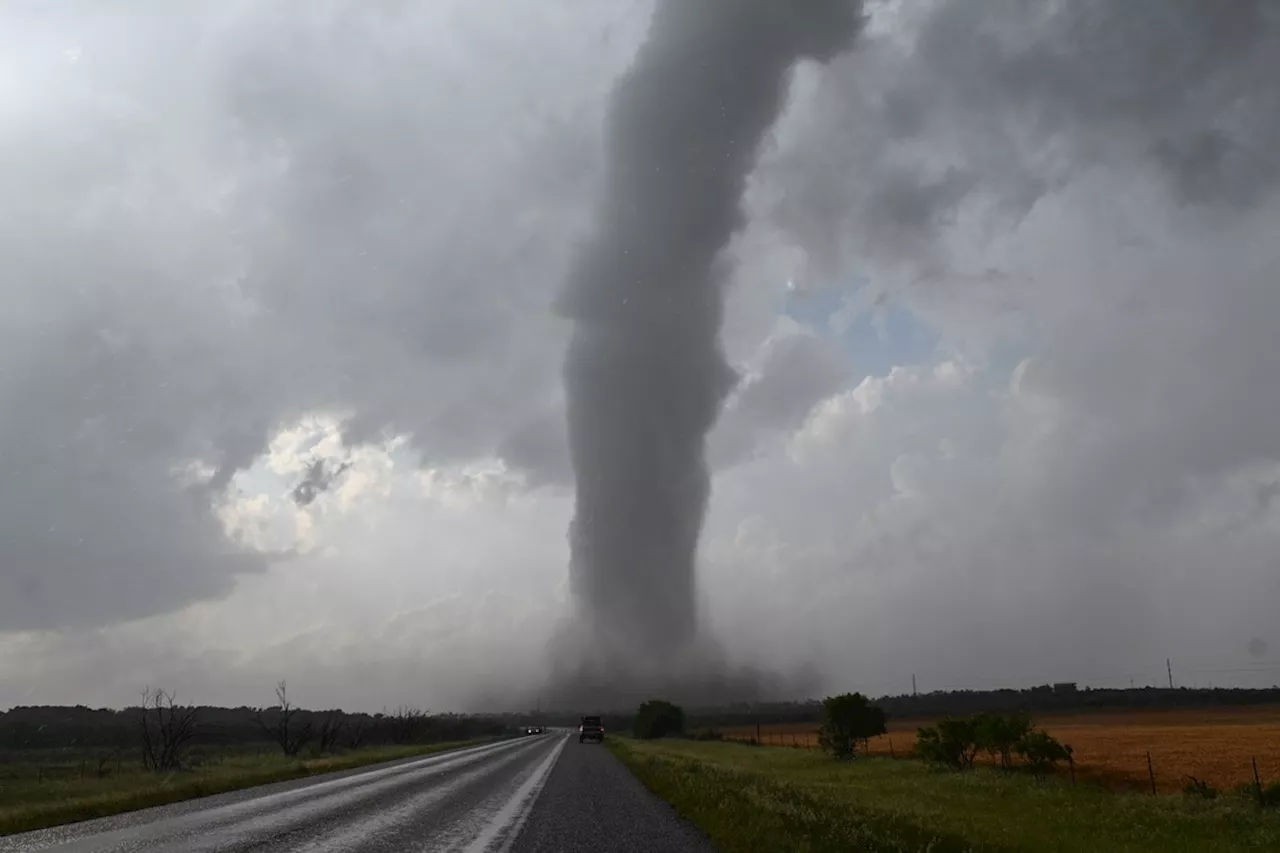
[{"x1": 2, "y1": 0, "x2": 1279, "y2": 712}]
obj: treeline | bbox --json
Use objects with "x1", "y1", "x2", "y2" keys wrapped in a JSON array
[
  {"x1": 1, "y1": 698, "x2": 517, "y2": 753},
  {"x1": 575, "y1": 684, "x2": 1280, "y2": 728},
  {"x1": 10, "y1": 683, "x2": 1278, "y2": 752},
  {"x1": 875, "y1": 684, "x2": 1280, "y2": 719}
]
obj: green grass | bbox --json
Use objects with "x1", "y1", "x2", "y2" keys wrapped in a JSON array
[
  {"x1": 610, "y1": 738, "x2": 1280, "y2": 853},
  {"x1": 0, "y1": 739, "x2": 498, "y2": 837}
]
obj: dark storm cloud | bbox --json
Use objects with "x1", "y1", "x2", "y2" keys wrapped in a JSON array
[
  {"x1": 557, "y1": 0, "x2": 866, "y2": 669},
  {"x1": 0, "y1": 1, "x2": 626, "y2": 630},
  {"x1": 496, "y1": 410, "x2": 573, "y2": 488},
  {"x1": 766, "y1": 0, "x2": 1280, "y2": 276},
  {"x1": 919, "y1": 0, "x2": 1280, "y2": 207},
  {"x1": 292, "y1": 459, "x2": 353, "y2": 508},
  {"x1": 0, "y1": 206, "x2": 280, "y2": 630}
]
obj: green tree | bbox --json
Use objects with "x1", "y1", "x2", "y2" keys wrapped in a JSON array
[
  {"x1": 634, "y1": 700, "x2": 685, "y2": 740},
  {"x1": 817, "y1": 693, "x2": 887, "y2": 760},
  {"x1": 975, "y1": 713, "x2": 1033, "y2": 771}
]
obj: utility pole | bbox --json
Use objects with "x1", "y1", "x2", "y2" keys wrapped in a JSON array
[
  {"x1": 1166, "y1": 658, "x2": 1174, "y2": 690},
  {"x1": 912, "y1": 674, "x2": 917, "y2": 696}
]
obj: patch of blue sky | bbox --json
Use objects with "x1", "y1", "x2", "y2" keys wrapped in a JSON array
[
  {"x1": 779, "y1": 279, "x2": 942, "y2": 381},
  {"x1": 777, "y1": 260, "x2": 1036, "y2": 387},
  {"x1": 841, "y1": 301, "x2": 943, "y2": 379}
]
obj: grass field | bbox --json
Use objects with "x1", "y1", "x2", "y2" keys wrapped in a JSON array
[
  {"x1": 612, "y1": 737, "x2": 1280, "y2": 853},
  {"x1": 724, "y1": 706, "x2": 1280, "y2": 794},
  {"x1": 0, "y1": 738, "x2": 496, "y2": 837}
]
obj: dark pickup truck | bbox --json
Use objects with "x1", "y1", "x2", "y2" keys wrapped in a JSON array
[{"x1": 578, "y1": 715, "x2": 605, "y2": 743}]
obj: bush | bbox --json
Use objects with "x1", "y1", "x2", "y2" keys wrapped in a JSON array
[
  {"x1": 1014, "y1": 730, "x2": 1072, "y2": 778},
  {"x1": 634, "y1": 700, "x2": 685, "y2": 740},
  {"x1": 915, "y1": 714, "x2": 1071, "y2": 778},
  {"x1": 915, "y1": 717, "x2": 979, "y2": 770},
  {"x1": 817, "y1": 693, "x2": 887, "y2": 760}
]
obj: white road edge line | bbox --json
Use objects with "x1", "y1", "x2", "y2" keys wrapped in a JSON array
[{"x1": 464, "y1": 734, "x2": 568, "y2": 853}]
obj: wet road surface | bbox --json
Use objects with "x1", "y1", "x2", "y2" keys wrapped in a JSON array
[{"x1": 0, "y1": 733, "x2": 714, "y2": 853}]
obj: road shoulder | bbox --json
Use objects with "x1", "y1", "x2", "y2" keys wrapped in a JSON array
[{"x1": 509, "y1": 737, "x2": 714, "y2": 853}]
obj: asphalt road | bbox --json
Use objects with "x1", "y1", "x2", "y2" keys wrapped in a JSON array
[{"x1": 0, "y1": 733, "x2": 715, "y2": 853}]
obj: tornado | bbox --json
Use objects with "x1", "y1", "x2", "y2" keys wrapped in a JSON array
[{"x1": 555, "y1": 0, "x2": 865, "y2": 700}]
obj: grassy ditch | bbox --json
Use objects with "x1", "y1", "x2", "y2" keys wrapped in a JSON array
[{"x1": 610, "y1": 737, "x2": 1280, "y2": 853}]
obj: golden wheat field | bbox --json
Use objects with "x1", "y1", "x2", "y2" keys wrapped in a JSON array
[{"x1": 725, "y1": 706, "x2": 1280, "y2": 794}]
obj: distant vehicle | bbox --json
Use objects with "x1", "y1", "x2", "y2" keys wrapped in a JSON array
[
  {"x1": 523, "y1": 725, "x2": 544, "y2": 735},
  {"x1": 578, "y1": 715, "x2": 604, "y2": 743}
]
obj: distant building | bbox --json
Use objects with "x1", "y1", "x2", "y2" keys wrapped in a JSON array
[{"x1": 1052, "y1": 682, "x2": 1078, "y2": 696}]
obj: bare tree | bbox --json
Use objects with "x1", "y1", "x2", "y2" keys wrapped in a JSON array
[
  {"x1": 256, "y1": 681, "x2": 314, "y2": 757},
  {"x1": 138, "y1": 687, "x2": 199, "y2": 772},
  {"x1": 390, "y1": 706, "x2": 427, "y2": 745},
  {"x1": 316, "y1": 712, "x2": 346, "y2": 754}
]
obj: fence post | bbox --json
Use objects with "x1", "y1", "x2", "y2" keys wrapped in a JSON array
[
  {"x1": 1146, "y1": 751, "x2": 1157, "y2": 795},
  {"x1": 755, "y1": 722, "x2": 761, "y2": 747},
  {"x1": 1253, "y1": 756, "x2": 1263, "y2": 805},
  {"x1": 889, "y1": 737, "x2": 895, "y2": 759}
]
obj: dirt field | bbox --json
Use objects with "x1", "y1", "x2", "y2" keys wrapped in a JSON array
[{"x1": 724, "y1": 706, "x2": 1280, "y2": 794}]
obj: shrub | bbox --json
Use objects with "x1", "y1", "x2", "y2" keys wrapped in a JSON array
[
  {"x1": 915, "y1": 717, "x2": 979, "y2": 770},
  {"x1": 915, "y1": 713, "x2": 1072, "y2": 777},
  {"x1": 817, "y1": 693, "x2": 887, "y2": 761},
  {"x1": 634, "y1": 700, "x2": 685, "y2": 740},
  {"x1": 1015, "y1": 729, "x2": 1072, "y2": 778}
]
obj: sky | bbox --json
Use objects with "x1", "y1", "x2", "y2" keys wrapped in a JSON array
[{"x1": 2, "y1": 0, "x2": 1280, "y2": 712}]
